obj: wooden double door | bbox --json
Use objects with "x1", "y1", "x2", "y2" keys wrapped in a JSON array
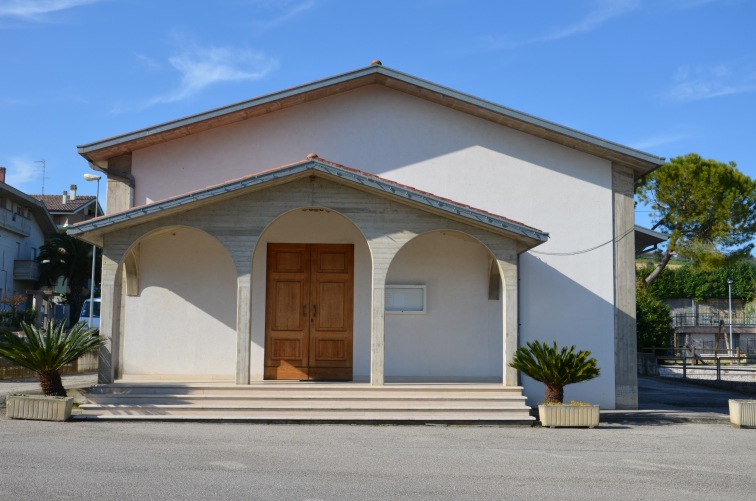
[{"x1": 264, "y1": 243, "x2": 354, "y2": 380}]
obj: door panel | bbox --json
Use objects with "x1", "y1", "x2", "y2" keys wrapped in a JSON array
[
  {"x1": 265, "y1": 244, "x2": 310, "y2": 380},
  {"x1": 265, "y1": 243, "x2": 353, "y2": 381}
]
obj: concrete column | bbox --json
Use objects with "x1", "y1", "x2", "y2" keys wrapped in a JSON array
[
  {"x1": 97, "y1": 254, "x2": 120, "y2": 384},
  {"x1": 235, "y1": 274, "x2": 251, "y2": 384},
  {"x1": 613, "y1": 164, "x2": 638, "y2": 409},
  {"x1": 370, "y1": 283, "x2": 385, "y2": 385},
  {"x1": 500, "y1": 260, "x2": 519, "y2": 386},
  {"x1": 103, "y1": 154, "x2": 134, "y2": 214}
]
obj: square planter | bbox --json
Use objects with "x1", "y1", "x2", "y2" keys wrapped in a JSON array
[
  {"x1": 729, "y1": 399, "x2": 756, "y2": 428},
  {"x1": 6, "y1": 395, "x2": 73, "y2": 422},
  {"x1": 539, "y1": 404, "x2": 600, "y2": 428}
]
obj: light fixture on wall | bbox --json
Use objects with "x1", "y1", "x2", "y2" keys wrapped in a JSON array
[{"x1": 84, "y1": 173, "x2": 101, "y2": 328}]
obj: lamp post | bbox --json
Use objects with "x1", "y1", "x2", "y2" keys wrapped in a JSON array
[
  {"x1": 727, "y1": 277, "x2": 734, "y2": 357},
  {"x1": 83, "y1": 173, "x2": 101, "y2": 328}
]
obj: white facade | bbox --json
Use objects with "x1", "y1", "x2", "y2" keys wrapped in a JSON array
[
  {"x1": 73, "y1": 65, "x2": 663, "y2": 409},
  {"x1": 0, "y1": 184, "x2": 56, "y2": 300}
]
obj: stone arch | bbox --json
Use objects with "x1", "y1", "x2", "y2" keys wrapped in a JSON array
[
  {"x1": 249, "y1": 206, "x2": 373, "y2": 381},
  {"x1": 384, "y1": 229, "x2": 505, "y2": 382},
  {"x1": 117, "y1": 225, "x2": 238, "y2": 379}
]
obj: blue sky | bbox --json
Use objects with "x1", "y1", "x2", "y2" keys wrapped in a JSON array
[{"x1": 1, "y1": 0, "x2": 754, "y2": 229}]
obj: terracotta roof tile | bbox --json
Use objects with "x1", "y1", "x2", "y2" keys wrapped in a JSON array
[{"x1": 30, "y1": 194, "x2": 96, "y2": 212}]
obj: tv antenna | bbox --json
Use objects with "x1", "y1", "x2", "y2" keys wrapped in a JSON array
[{"x1": 34, "y1": 159, "x2": 49, "y2": 194}]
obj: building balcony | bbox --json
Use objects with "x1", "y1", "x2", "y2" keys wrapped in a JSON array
[
  {"x1": 13, "y1": 260, "x2": 39, "y2": 281},
  {"x1": 0, "y1": 207, "x2": 31, "y2": 236},
  {"x1": 673, "y1": 313, "x2": 756, "y2": 328}
]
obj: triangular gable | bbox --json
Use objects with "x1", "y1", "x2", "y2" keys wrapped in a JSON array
[
  {"x1": 68, "y1": 155, "x2": 548, "y2": 250},
  {"x1": 77, "y1": 63, "x2": 664, "y2": 177}
]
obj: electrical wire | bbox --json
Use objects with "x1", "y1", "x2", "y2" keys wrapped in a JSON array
[{"x1": 529, "y1": 226, "x2": 636, "y2": 256}]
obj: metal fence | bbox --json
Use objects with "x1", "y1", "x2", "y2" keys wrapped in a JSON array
[
  {"x1": 650, "y1": 353, "x2": 756, "y2": 383},
  {"x1": 673, "y1": 313, "x2": 756, "y2": 327}
]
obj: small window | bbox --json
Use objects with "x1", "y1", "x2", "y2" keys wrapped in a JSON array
[{"x1": 386, "y1": 285, "x2": 426, "y2": 314}]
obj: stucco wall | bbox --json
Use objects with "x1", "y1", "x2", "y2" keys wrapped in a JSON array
[
  {"x1": 385, "y1": 231, "x2": 502, "y2": 381},
  {"x1": 127, "y1": 84, "x2": 617, "y2": 405},
  {"x1": 122, "y1": 227, "x2": 237, "y2": 377}
]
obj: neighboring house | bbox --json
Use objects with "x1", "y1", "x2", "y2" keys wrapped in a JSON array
[
  {"x1": 0, "y1": 167, "x2": 58, "y2": 299},
  {"x1": 666, "y1": 298, "x2": 756, "y2": 355},
  {"x1": 69, "y1": 63, "x2": 664, "y2": 410},
  {"x1": 635, "y1": 225, "x2": 667, "y2": 256},
  {"x1": 31, "y1": 184, "x2": 101, "y2": 230}
]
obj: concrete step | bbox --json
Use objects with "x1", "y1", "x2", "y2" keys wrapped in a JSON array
[
  {"x1": 87, "y1": 383, "x2": 526, "y2": 398},
  {"x1": 82, "y1": 395, "x2": 528, "y2": 409},
  {"x1": 79, "y1": 383, "x2": 534, "y2": 422},
  {"x1": 76, "y1": 405, "x2": 534, "y2": 422}
]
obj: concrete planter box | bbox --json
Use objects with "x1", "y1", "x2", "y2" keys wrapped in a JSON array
[
  {"x1": 729, "y1": 399, "x2": 756, "y2": 428},
  {"x1": 539, "y1": 404, "x2": 600, "y2": 428},
  {"x1": 6, "y1": 395, "x2": 73, "y2": 422}
]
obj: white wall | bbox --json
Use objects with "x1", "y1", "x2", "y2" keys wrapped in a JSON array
[
  {"x1": 131, "y1": 85, "x2": 617, "y2": 406},
  {"x1": 385, "y1": 231, "x2": 502, "y2": 381},
  {"x1": 250, "y1": 208, "x2": 372, "y2": 380},
  {"x1": 122, "y1": 227, "x2": 237, "y2": 377}
]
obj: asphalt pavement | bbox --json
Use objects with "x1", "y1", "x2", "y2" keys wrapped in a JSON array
[{"x1": 2, "y1": 373, "x2": 755, "y2": 500}]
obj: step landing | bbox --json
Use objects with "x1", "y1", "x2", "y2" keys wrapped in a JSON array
[{"x1": 77, "y1": 382, "x2": 535, "y2": 423}]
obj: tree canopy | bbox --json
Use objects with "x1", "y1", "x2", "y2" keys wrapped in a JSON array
[
  {"x1": 636, "y1": 153, "x2": 756, "y2": 284},
  {"x1": 37, "y1": 232, "x2": 100, "y2": 323}
]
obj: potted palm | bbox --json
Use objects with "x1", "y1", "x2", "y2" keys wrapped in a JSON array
[
  {"x1": 509, "y1": 340, "x2": 601, "y2": 428},
  {"x1": 0, "y1": 320, "x2": 104, "y2": 421}
]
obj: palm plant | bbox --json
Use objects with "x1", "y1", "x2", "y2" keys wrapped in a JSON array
[
  {"x1": 0, "y1": 321, "x2": 104, "y2": 397},
  {"x1": 509, "y1": 340, "x2": 600, "y2": 404}
]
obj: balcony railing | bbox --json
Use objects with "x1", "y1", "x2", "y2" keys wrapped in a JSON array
[
  {"x1": 0, "y1": 207, "x2": 30, "y2": 236},
  {"x1": 673, "y1": 313, "x2": 756, "y2": 327},
  {"x1": 13, "y1": 260, "x2": 39, "y2": 281}
]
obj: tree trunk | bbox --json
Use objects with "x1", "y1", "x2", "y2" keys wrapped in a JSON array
[
  {"x1": 644, "y1": 249, "x2": 674, "y2": 285},
  {"x1": 545, "y1": 385, "x2": 564, "y2": 404},
  {"x1": 38, "y1": 370, "x2": 67, "y2": 397}
]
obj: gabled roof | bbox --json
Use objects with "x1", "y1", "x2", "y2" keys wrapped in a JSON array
[
  {"x1": 0, "y1": 183, "x2": 58, "y2": 235},
  {"x1": 68, "y1": 155, "x2": 549, "y2": 250},
  {"x1": 77, "y1": 63, "x2": 665, "y2": 178},
  {"x1": 30, "y1": 194, "x2": 97, "y2": 214}
]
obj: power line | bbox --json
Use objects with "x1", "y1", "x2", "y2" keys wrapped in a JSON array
[{"x1": 530, "y1": 226, "x2": 635, "y2": 256}]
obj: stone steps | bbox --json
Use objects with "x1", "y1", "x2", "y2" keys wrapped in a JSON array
[{"x1": 78, "y1": 383, "x2": 535, "y2": 423}]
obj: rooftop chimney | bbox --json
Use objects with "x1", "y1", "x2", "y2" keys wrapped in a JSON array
[
  {"x1": 62, "y1": 190, "x2": 68, "y2": 205},
  {"x1": 0, "y1": 167, "x2": 5, "y2": 183},
  {"x1": 70, "y1": 184, "x2": 77, "y2": 201}
]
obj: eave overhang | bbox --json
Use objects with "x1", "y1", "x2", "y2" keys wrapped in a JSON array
[
  {"x1": 634, "y1": 225, "x2": 668, "y2": 256},
  {"x1": 68, "y1": 157, "x2": 549, "y2": 251},
  {"x1": 77, "y1": 65, "x2": 665, "y2": 179}
]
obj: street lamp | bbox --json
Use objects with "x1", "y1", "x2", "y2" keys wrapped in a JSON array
[
  {"x1": 84, "y1": 173, "x2": 101, "y2": 328},
  {"x1": 727, "y1": 277, "x2": 734, "y2": 357}
]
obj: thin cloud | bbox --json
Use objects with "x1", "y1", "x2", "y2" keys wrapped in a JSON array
[
  {"x1": 0, "y1": 97, "x2": 29, "y2": 107},
  {"x1": 5, "y1": 157, "x2": 42, "y2": 187},
  {"x1": 0, "y1": 0, "x2": 101, "y2": 21},
  {"x1": 250, "y1": 0, "x2": 314, "y2": 34},
  {"x1": 667, "y1": 61, "x2": 756, "y2": 101},
  {"x1": 537, "y1": 0, "x2": 640, "y2": 42},
  {"x1": 139, "y1": 45, "x2": 278, "y2": 109},
  {"x1": 661, "y1": 0, "x2": 720, "y2": 9},
  {"x1": 630, "y1": 133, "x2": 688, "y2": 150},
  {"x1": 479, "y1": 0, "x2": 639, "y2": 50}
]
